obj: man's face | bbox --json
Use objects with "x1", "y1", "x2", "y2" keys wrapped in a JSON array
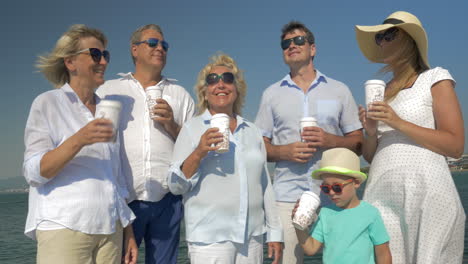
[
  {"x1": 132, "y1": 29, "x2": 167, "y2": 70},
  {"x1": 282, "y1": 29, "x2": 315, "y2": 67}
]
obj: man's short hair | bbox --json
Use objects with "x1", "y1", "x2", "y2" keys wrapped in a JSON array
[{"x1": 281, "y1": 21, "x2": 315, "y2": 44}]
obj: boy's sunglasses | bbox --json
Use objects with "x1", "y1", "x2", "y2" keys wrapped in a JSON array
[
  {"x1": 135, "y1": 38, "x2": 169, "y2": 52},
  {"x1": 206, "y1": 72, "x2": 235, "y2": 85},
  {"x1": 281, "y1": 36, "x2": 309, "y2": 50},
  {"x1": 375, "y1": 27, "x2": 399, "y2": 46},
  {"x1": 320, "y1": 179, "x2": 354, "y2": 195},
  {"x1": 75, "y1": 48, "x2": 110, "y2": 63}
]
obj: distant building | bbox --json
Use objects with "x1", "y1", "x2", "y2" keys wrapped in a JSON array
[{"x1": 447, "y1": 154, "x2": 468, "y2": 171}]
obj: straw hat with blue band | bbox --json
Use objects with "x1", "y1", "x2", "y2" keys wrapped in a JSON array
[
  {"x1": 355, "y1": 11, "x2": 429, "y2": 68},
  {"x1": 312, "y1": 148, "x2": 367, "y2": 183}
]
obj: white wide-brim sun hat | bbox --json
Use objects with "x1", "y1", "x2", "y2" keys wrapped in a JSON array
[
  {"x1": 312, "y1": 148, "x2": 367, "y2": 183},
  {"x1": 355, "y1": 11, "x2": 429, "y2": 68}
]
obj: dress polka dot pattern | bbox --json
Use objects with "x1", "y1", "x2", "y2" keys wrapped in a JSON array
[{"x1": 364, "y1": 67, "x2": 465, "y2": 264}]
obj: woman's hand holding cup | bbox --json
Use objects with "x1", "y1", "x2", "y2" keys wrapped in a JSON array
[
  {"x1": 193, "y1": 128, "x2": 224, "y2": 159},
  {"x1": 76, "y1": 118, "x2": 115, "y2": 146},
  {"x1": 359, "y1": 105, "x2": 377, "y2": 137}
]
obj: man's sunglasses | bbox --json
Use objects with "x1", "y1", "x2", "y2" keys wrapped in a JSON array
[
  {"x1": 75, "y1": 48, "x2": 110, "y2": 63},
  {"x1": 375, "y1": 27, "x2": 399, "y2": 46},
  {"x1": 281, "y1": 36, "x2": 309, "y2": 50},
  {"x1": 206, "y1": 72, "x2": 235, "y2": 85},
  {"x1": 320, "y1": 179, "x2": 354, "y2": 195},
  {"x1": 135, "y1": 38, "x2": 169, "y2": 52}
]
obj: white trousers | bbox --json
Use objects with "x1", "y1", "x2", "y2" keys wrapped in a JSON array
[
  {"x1": 188, "y1": 235, "x2": 264, "y2": 264},
  {"x1": 277, "y1": 201, "x2": 305, "y2": 264}
]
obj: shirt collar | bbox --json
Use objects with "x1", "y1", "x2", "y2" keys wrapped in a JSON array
[
  {"x1": 61, "y1": 83, "x2": 98, "y2": 120},
  {"x1": 61, "y1": 83, "x2": 100, "y2": 103},
  {"x1": 280, "y1": 69, "x2": 328, "y2": 90}
]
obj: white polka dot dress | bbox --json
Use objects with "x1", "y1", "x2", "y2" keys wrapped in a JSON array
[{"x1": 364, "y1": 67, "x2": 465, "y2": 264}]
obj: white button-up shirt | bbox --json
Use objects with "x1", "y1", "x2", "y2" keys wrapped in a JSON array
[
  {"x1": 97, "y1": 73, "x2": 195, "y2": 202},
  {"x1": 23, "y1": 84, "x2": 135, "y2": 240}
]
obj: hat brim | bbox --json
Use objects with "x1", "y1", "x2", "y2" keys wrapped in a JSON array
[
  {"x1": 312, "y1": 166, "x2": 367, "y2": 182},
  {"x1": 355, "y1": 23, "x2": 429, "y2": 68}
]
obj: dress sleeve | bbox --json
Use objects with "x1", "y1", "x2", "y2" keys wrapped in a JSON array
[
  {"x1": 22, "y1": 96, "x2": 55, "y2": 187},
  {"x1": 430, "y1": 67, "x2": 455, "y2": 87}
]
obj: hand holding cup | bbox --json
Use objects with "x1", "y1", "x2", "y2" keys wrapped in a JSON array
[{"x1": 292, "y1": 191, "x2": 320, "y2": 230}]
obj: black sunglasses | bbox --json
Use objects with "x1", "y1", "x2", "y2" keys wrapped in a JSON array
[
  {"x1": 320, "y1": 179, "x2": 354, "y2": 195},
  {"x1": 281, "y1": 36, "x2": 309, "y2": 50},
  {"x1": 206, "y1": 72, "x2": 235, "y2": 85},
  {"x1": 75, "y1": 48, "x2": 110, "y2": 63},
  {"x1": 375, "y1": 27, "x2": 399, "y2": 46},
  {"x1": 135, "y1": 38, "x2": 169, "y2": 51}
]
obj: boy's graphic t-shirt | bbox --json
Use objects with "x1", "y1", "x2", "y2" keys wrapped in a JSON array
[{"x1": 311, "y1": 201, "x2": 389, "y2": 264}]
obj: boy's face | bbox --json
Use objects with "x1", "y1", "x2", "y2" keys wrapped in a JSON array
[{"x1": 321, "y1": 173, "x2": 361, "y2": 209}]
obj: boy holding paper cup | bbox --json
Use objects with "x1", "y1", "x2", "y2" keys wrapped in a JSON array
[{"x1": 293, "y1": 148, "x2": 391, "y2": 263}]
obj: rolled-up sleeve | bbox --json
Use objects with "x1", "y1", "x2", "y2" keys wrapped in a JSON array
[
  {"x1": 167, "y1": 123, "x2": 202, "y2": 195},
  {"x1": 23, "y1": 97, "x2": 55, "y2": 187}
]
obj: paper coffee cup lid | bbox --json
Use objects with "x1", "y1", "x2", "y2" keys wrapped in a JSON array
[
  {"x1": 99, "y1": 100, "x2": 121, "y2": 110},
  {"x1": 211, "y1": 113, "x2": 229, "y2": 119},
  {"x1": 301, "y1": 117, "x2": 317, "y2": 122},
  {"x1": 364, "y1": 80, "x2": 386, "y2": 86},
  {"x1": 146, "y1": 85, "x2": 162, "y2": 91}
]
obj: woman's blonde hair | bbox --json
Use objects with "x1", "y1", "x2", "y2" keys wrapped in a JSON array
[
  {"x1": 36, "y1": 24, "x2": 107, "y2": 88},
  {"x1": 194, "y1": 53, "x2": 247, "y2": 115},
  {"x1": 381, "y1": 29, "x2": 429, "y2": 101}
]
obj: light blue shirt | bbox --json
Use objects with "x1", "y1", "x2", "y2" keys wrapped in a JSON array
[
  {"x1": 311, "y1": 201, "x2": 390, "y2": 264},
  {"x1": 167, "y1": 110, "x2": 283, "y2": 244},
  {"x1": 255, "y1": 70, "x2": 362, "y2": 202}
]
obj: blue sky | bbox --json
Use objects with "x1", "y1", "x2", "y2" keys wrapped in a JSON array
[{"x1": 2, "y1": 0, "x2": 467, "y2": 179}]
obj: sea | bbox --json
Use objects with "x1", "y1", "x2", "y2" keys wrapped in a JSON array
[{"x1": 1, "y1": 171, "x2": 467, "y2": 263}]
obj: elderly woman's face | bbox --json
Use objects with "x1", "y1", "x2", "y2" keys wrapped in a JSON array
[
  {"x1": 68, "y1": 37, "x2": 108, "y2": 89},
  {"x1": 205, "y1": 66, "x2": 237, "y2": 115}
]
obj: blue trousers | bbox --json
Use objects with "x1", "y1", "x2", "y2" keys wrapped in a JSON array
[{"x1": 128, "y1": 193, "x2": 183, "y2": 264}]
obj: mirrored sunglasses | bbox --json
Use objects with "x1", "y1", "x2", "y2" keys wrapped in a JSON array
[
  {"x1": 75, "y1": 48, "x2": 110, "y2": 63},
  {"x1": 135, "y1": 38, "x2": 169, "y2": 51},
  {"x1": 375, "y1": 27, "x2": 399, "y2": 46},
  {"x1": 320, "y1": 179, "x2": 354, "y2": 195},
  {"x1": 281, "y1": 36, "x2": 309, "y2": 50},
  {"x1": 205, "y1": 72, "x2": 235, "y2": 85}
]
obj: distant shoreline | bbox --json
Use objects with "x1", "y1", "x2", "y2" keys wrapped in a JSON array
[{"x1": 1, "y1": 169, "x2": 467, "y2": 194}]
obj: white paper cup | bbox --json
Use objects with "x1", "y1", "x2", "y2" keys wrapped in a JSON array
[
  {"x1": 365, "y1": 80, "x2": 385, "y2": 110},
  {"x1": 95, "y1": 100, "x2": 122, "y2": 142},
  {"x1": 210, "y1": 113, "x2": 230, "y2": 153},
  {"x1": 146, "y1": 86, "x2": 163, "y2": 118},
  {"x1": 292, "y1": 191, "x2": 321, "y2": 230},
  {"x1": 300, "y1": 117, "x2": 318, "y2": 142}
]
